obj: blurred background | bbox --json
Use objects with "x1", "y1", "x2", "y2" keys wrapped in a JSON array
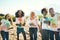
[
  {"x1": 0, "y1": 0, "x2": 60, "y2": 40},
  {"x1": 0, "y1": 0, "x2": 60, "y2": 21}
]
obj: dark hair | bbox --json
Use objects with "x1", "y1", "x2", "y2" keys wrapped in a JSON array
[
  {"x1": 41, "y1": 8, "x2": 48, "y2": 14},
  {"x1": 49, "y1": 8, "x2": 54, "y2": 12},
  {"x1": 15, "y1": 10, "x2": 24, "y2": 18}
]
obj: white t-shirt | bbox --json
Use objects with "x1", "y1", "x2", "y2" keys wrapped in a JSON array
[
  {"x1": 26, "y1": 17, "x2": 38, "y2": 28},
  {"x1": 40, "y1": 17, "x2": 49, "y2": 30},
  {"x1": 49, "y1": 13, "x2": 58, "y2": 31},
  {"x1": 15, "y1": 17, "x2": 25, "y2": 28},
  {"x1": 1, "y1": 19, "x2": 10, "y2": 32}
]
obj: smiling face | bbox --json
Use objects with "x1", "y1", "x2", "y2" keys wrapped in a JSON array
[
  {"x1": 41, "y1": 8, "x2": 48, "y2": 17},
  {"x1": 49, "y1": 8, "x2": 54, "y2": 16},
  {"x1": 5, "y1": 14, "x2": 10, "y2": 19},
  {"x1": 30, "y1": 12, "x2": 35, "y2": 18},
  {"x1": 42, "y1": 11, "x2": 47, "y2": 16},
  {"x1": 18, "y1": 11, "x2": 22, "y2": 17}
]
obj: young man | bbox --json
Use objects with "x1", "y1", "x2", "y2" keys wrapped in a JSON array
[
  {"x1": 39, "y1": 8, "x2": 50, "y2": 40},
  {"x1": 49, "y1": 8, "x2": 59, "y2": 40}
]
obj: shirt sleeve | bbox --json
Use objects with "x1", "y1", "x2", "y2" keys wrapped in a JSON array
[
  {"x1": 15, "y1": 18, "x2": 19, "y2": 24},
  {"x1": 35, "y1": 18, "x2": 39, "y2": 23},
  {"x1": 55, "y1": 14, "x2": 58, "y2": 24}
]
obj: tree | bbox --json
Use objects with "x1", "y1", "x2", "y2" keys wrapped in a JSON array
[
  {"x1": 0, "y1": 13, "x2": 5, "y2": 21},
  {"x1": 0, "y1": 13, "x2": 5, "y2": 16}
]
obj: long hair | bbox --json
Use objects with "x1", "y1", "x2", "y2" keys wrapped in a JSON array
[
  {"x1": 5, "y1": 14, "x2": 9, "y2": 19},
  {"x1": 5, "y1": 14, "x2": 13, "y2": 25}
]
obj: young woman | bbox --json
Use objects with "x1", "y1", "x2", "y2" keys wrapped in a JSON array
[
  {"x1": 1, "y1": 14, "x2": 13, "y2": 40},
  {"x1": 49, "y1": 8, "x2": 59, "y2": 40},
  {"x1": 26, "y1": 12, "x2": 39, "y2": 40},
  {"x1": 39, "y1": 8, "x2": 50, "y2": 40},
  {"x1": 15, "y1": 10, "x2": 26, "y2": 40}
]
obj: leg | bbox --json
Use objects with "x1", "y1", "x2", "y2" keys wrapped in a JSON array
[
  {"x1": 22, "y1": 28, "x2": 26, "y2": 40},
  {"x1": 34, "y1": 28, "x2": 37, "y2": 40},
  {"x1": 49, "y1": 31, "x2": 54, "y2": 40},
  {"x1": 41, "y1": 30, "x2": 49, "y2": 40},
  {"x1": 46, "y1": 30, "x2": 50, "y2": 40},
  {"x1": 55, "y1": 32, "x2": 59, "y2": 40},
  {"x1": 1, "y1": 31, "x2": 5, "y2": 40},
  {"x1": 29, "y1": 28, "x2": 34, "y2": 40},
  {"x1": 41, "y1": 30, "x2": 45, "y2": 40},
  {"x1": 17, "y1": 33, "x2": 19, "y2": 40},
  {"x1": 5, "y1": 32, "x2": 9, "y2": 40},
  {"x1": 17, "y1": 27, "x2": 20, "y2": 40}
]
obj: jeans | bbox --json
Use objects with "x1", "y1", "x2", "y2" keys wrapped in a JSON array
[
  {"x1": 40, "y1": 29, "x2": 49, "y2": 40},
  {"x1": 49, "y1": 30, "x2": 60, "y2": 40},
  {"x1": 1, "y1": 31, "x2": 9, "y2": 40},
  {"x1": 17, "y1": 27, "x2": 26, "y2": 40},
  {"x1": 29, "y1": 28, "x2": 37, "y2": 40},
  {"x1": 58, "y1": 28, "x2": 60, "y2": 40}
]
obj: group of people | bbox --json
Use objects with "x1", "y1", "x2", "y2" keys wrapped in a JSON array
[{"x1": 0, "y1": 8, "x2": 60, "y2": 40}]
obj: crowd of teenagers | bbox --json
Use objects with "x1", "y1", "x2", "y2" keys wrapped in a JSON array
[{"x1": 0, "y1": 8, "x2": 60, "y2": 40}]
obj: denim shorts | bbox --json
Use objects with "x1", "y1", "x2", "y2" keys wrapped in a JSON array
[{"x1": 17, "y1": 27, "x2": 25, "y2": 34}]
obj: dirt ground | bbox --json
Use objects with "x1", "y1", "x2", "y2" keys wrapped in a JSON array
[
  {"x1": 0, "y1": 23, "x2": 42, "y2": 40},
  {"x1": 0, "y1": 22, "x2": 56, "y2": 40}
]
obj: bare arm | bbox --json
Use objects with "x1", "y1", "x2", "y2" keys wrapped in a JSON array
[{"x1": 38, "y1": 22, "x2": 42, "y2": 31}]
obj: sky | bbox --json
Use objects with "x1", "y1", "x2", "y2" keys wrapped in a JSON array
[{"x1": 0, "y1": 0, "x2": 60, "y2": 16}]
